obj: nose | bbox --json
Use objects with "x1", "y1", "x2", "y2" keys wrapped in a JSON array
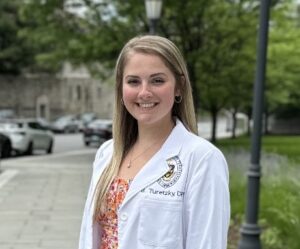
[{"x1": 138, "y1": 82, "x2": 152, "y2": 99}]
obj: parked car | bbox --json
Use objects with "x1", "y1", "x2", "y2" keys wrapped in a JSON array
[
  {"x1": 51, "y1": 115, "x2": 81, "y2": 133},
  {"x1": 0, "y1": 119, "x2": 54, "y2": 155},
  {"x1": 83, "y1": 119, "x2": 112, "y2": 146},
  {"x1": 0, "y1": 133, "x2": 12, "y2": 158},
  {"x1": 80, "y1": 113, "x2": 97, "y2": 130}
]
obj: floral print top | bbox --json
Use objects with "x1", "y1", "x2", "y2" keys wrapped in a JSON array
[{"x1": 97, "y1": 177, "x2": 131, "y2": 249}]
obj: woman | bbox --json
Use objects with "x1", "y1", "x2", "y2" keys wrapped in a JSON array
[{"x1": 79, "y1": 35, "x2": 230, "y2": 249}]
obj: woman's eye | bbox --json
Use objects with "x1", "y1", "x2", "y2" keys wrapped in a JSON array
[
  {"x1": 152, "y1": 78, "x2": 165, "y2": 84},
  {"x1": 127, "y1": 79, "x2": 139, "y2": 85}
]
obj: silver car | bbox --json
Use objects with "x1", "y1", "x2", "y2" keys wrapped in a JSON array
[
  {"x1": 52, "y1": 115, "x2": 81, "y2": 133},
  {"x1": 0, "y1": 119, "x2": 54, "y2": 155}
]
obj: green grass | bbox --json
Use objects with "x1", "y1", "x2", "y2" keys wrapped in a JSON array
[
  {"x1": 219, "y1": 135, "x2": 300, "y2": 249},
  {"x1": 216, "y1": 135, "x2": 300, "y2": 163}
]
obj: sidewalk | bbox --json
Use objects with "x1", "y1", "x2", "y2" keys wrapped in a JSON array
[{"x1": 0, "y1": 149, "x2": 96, "y2": 249}]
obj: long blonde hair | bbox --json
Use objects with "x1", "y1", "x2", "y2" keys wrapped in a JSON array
[{"x1": 93, "y1": 35, "x2": 197, "y2": 220}]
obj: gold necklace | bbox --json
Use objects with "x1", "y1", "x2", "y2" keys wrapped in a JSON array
[{"x1": 127, "y1": 140, "x2": 160, "y2": 168}]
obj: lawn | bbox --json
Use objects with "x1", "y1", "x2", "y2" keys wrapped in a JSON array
[
  {"x1": 216, "y1": 135, "x2": 300, "y2": 163},
  {"x1": 216, "y1": 135, "x2": 300, "y2": 249}
]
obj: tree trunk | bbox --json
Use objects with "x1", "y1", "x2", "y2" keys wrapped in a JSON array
[
  {"x1": 264, "y1": 101, "x2": 269, "y2": 135},
  {"x1": 264, "y1": 112, "x2": 269, "y2": 135},
  {"x1": 247, "y1": 116, "x2": 251, "y2": 136},
  {"x1": 210, "y1": 110, "x2": 218, "y2": 144},
  {"x1": 231, "y1": 110, "x2": 237, "y2": 139},
  {"x1": 246, "y1": 108, "x2": 252, "y2": 136}
]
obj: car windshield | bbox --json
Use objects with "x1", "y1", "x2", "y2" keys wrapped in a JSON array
[
  {"x1": 89, "y1": 120, "x2": 112, "y2": 129},
  {"x1": 81, "y1": 113, "x2": 95, "y2": 121},
  {"x1": 0, "y1": 122, "x2": 23, "y2": 129},
  {"x1": 55, "y1": 116, "x2": 73, "y2": 123}
]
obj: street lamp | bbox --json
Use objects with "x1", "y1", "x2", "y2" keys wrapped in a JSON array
[
  {"x1": 238, "y1": 0, "x2": 271, "y2": 248},
  {"x1": 145, "y1": 0, "x2": 162, "y2": 34}
]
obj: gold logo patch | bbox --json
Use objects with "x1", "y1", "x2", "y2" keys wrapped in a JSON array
[{"x1": 158, "y1": 156, "x2": 182, "y2": 188}]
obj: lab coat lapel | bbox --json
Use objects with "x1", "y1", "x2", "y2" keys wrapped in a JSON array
[{"x1": 122, "y1": 120, "x2": 188, "y2": 205}]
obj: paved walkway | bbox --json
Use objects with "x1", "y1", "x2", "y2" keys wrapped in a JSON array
[{"x1": 0, "y1": 149, "x2": 96, "y2": 249}]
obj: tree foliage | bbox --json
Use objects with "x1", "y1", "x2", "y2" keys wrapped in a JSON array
[
  {"x1": 16, "y1": 0, "x2": 262, "y2": 141},
  {"x1": 3, "y1": 0, "x2": 298, "y2": 140},
  {"x1": 267, "y1": 0, "x2": 300, "y2": 119},
  {"x1": 0, "y1": 0, "x2": 34, "y2": 74}
]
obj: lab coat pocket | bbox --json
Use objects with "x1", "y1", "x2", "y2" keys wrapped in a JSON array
[{"x1": 138, "y1": 198, "x2": 182, "y2": 248}]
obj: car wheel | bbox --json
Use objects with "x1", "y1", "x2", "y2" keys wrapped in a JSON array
[
  {"x1": 84, "y1": 141, "x2": 90, "y2": 146},
  {"x1": 1, "y1": 140, "x2": 11, "y2": 158},
  {"x1": 25, "y1": 142, "x2": 33, "y2": 155},
  {"x1": 47, "y1": 140, "x2": 53, "y2": 154}
]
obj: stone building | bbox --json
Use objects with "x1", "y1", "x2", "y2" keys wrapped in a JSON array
[{"x1": 0, "y1": 63, "x2": 114, "y2": 121}]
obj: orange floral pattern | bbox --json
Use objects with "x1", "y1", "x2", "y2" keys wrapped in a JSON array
[{"x1": 98, "y1": 177, "x2": 130, "y2": 249}]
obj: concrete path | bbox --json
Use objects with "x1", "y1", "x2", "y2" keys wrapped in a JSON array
[{"x1": 0, "y1": 149, "x2": 96, "y2": 249}]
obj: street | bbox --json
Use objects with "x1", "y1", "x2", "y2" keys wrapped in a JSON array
[
  {"x1": 0, "y1": 133, "x2": 98, "y2": 249},
  {"x1": 52, "y1": 133, "x2": 91, "y2": 154}
]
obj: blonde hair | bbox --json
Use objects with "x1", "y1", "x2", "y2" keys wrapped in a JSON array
[{"x1": 93, "y1": 35, "x2": 197, "y2": 220}]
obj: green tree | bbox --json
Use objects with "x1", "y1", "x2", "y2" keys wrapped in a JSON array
[
  {"x1": 266, "y1": 0, "x2": 300, "y2": 132},
  {"x1": 19, "y1": 0, "x2": 271, "y2": 142},
  {"x1": 196, "y1": 1, "x2": 258, "y2": 141},
  {"x1": 0, "y1": 0, "x2": 34, "y2": 74}
]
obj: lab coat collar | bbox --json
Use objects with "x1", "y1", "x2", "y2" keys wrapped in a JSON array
[
  {"x1": 120, "y1": 118, "x2": 190, "y2": 207},
  {"x1": 159, "y1": 118, "x2": 189, "y2": 160}
]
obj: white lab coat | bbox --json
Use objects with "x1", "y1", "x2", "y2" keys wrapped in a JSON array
[{"x1": 79, "y1": 119, "x2": 230, "y2": 249}]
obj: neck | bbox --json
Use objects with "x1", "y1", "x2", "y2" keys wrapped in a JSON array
[{"x1": 136, "y1": 118, "x2": 175, "y2": 146}]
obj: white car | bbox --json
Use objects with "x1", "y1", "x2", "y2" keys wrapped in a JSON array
[{"x1": 0, "y1": 119, "x2": 54, "y2": 155}]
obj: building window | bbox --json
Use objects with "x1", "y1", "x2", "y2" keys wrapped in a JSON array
[
  {"x1": 39, "y1": 104, "x2": 46, "y2": 118},
  {"x1": 77, "y1": 85, "x2": 81, "y2": 100}
]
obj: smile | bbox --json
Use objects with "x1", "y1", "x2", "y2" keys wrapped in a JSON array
[{"x1": 138, "y1": 103, "x2": 156, "y2": 108}]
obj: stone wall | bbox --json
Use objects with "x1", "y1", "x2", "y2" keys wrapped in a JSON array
[{"x1": 0, "y1": 73, "x2": 114, "y2": 121}]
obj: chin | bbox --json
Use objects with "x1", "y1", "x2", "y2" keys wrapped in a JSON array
[
  {"x1": 137, "y1": 115, "x2": 172, "y2": 127},
  {"x1": 136, "y1": 117, "x2": 156, "y2": 125}
]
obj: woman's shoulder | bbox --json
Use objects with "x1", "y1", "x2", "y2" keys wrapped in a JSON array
[
  {"x1": 183, "y1": 131, "x2": 226, "y2": 162},
  {"x1": 184, "y1": 130, "x2": 216, "y2": 151}
]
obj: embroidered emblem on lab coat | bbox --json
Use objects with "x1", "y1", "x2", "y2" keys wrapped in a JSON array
[{"x1": 157, "y1": 156, "x2": 182, "y2": 188}]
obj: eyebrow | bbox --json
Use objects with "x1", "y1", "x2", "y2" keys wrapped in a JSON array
[
  {"x1": 150, "y1": 73, "x2": 166, "y2": 77},
  {"x1": 124, "y1": 75, "x2": 139, "y2": 79},
  {"x1": 124, "y1": 73, "x2": 167, "y2": 79}
]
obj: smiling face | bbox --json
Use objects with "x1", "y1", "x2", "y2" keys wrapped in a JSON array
[{"x1": 122, "y1": 52, "x2": 179, "y2": 128}]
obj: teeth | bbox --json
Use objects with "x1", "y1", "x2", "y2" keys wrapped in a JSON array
[{"x1": 139, "y1": 103, "x2": 155, "y2": 108}]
